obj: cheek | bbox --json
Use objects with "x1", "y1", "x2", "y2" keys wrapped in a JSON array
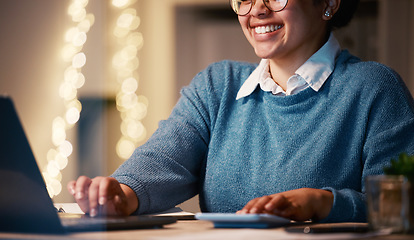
[
  {"x1": 238, "y1": 19, "x2": 254, "y2": 43},
  {"x1": 242, "y1": 28, "x2": 256, "y2": 49},
  {"x1": 238, "y1": 17, "x2": 249, "y2": 31}
]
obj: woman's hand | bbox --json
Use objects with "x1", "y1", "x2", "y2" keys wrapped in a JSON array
[
  {"x1": 237, "y1": 188, "x2": 333, "y2": 221},
  {"x1": 67, "y1": 176, "x2": 138, "y2": 217}
]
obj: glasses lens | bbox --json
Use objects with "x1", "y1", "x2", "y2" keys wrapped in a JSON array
[
  {"x1": 264, "y1": 0, "x2": 288, "y2": 12},
  {"x1": 230, "y1": 0, "x2": 252, "y2": 16}
]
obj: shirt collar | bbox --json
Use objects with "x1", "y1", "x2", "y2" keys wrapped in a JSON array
[{"x1": 236, "y1": 33, "x2": 341, "y2": 100}]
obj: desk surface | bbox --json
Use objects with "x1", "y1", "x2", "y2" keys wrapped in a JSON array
[{"x1": 0, "y1": 220, "x2": 412, "y2": 240}]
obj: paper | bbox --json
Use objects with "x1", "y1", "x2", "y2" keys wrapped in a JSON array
[
  {"x1": 54, "y1": 202, "x2": 84, "y2": 214},
  {"x1": 53, "y1": 203, "x2": 195, "y2": 219},
  {"x1": 143, "y1": 207, "x2": 195, "y2": 219}
]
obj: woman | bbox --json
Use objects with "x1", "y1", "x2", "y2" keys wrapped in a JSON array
[{"x1": 68, "y1": 0, "x2": 414, "y2": 222}]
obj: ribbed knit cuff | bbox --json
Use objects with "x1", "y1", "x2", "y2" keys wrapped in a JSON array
[
  {"x1": 112, "y1": 175, "x2": 150, "y2": 215},
  {"x1": 319, "y1": 187, "x2": 364, "y2": 223}
]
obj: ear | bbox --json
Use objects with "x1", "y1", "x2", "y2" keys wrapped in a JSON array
[{"x1": 322, "y1": 0, "x2": 341, "y2": 20}]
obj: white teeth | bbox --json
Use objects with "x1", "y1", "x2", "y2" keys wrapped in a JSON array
[{"x1": 255, "y1": 25, "x2": 282, "y2": 34}]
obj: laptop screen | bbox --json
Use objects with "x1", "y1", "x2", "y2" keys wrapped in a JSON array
[
  {"x1": 0, "y1": 96, "x2": 176, "y2": 234},
  {"x1": 0, "y1": 96, "x2": 65, "y2": 233}
]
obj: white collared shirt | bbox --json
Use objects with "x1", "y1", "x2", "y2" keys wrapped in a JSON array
[{"x1": 236, "y1": 34, "x2": 341, "y2": 100}]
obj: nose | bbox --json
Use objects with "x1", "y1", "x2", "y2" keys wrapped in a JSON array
[{"x1": 249, "y1": 0, "x2": 269, "y2": 17}]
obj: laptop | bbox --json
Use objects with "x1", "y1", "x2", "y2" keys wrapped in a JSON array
[{"x1": 0, "y1": 96, "x2": 176, "y2": 234}]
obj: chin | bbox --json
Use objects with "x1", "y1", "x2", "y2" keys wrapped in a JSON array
[
  {"x1": 254, "y1": 51, "x2": 275, "y2": 60},
  {"x1": 253, "y1": 46, "x2": 278, "y2": 59}
]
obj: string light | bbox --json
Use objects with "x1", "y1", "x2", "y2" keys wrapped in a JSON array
[
  {"x1": 112, "y1": 0, "x2": 148, "y2": 160},
  {"x1": 42, "y1": 0, "x2": 94, "y2": 198}
]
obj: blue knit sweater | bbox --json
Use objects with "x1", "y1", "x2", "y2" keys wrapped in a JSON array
[{"x1": 112, "y1": 50, "x2": 414, "y2": 222}]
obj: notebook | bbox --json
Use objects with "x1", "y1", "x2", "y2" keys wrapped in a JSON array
[{"x1": 0, "y1": 96, "x2": 176, "y2": 234}]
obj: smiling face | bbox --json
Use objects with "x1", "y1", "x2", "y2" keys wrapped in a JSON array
[{"x1": 238, "y1": 0, "x2": 329, "y2": 66}]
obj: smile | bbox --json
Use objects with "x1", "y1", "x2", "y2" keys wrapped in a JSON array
[{"x1": 254, "y1": 25, "x2": 283, "y2": 34}]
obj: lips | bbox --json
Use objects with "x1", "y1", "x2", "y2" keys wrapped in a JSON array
[{"x1": 254, "y1": 24, "x2": 283, "y2": 34}]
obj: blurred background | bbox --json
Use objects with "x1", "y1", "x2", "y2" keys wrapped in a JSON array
[{"x1": 0, "y1": 0, "x2": 413, "y2": 212}]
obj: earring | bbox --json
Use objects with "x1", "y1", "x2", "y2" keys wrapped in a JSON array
[{"x1": 324, "y1": 10, "x2": 331, "y2": 17}]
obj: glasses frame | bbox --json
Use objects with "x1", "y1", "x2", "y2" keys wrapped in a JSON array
[{"x1": 229, "y1": 0, "x2": 289, "y2": 16}]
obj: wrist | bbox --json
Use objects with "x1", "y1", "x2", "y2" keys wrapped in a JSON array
[
  {"x1": 120, "y1": 184, "x2": 139, "y2": 215},
  {"x1": 313, "y1": 189, "x2": 333, "y2": 221}
]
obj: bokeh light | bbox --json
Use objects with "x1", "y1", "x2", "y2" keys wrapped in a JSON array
[
  {"x1": 112, "y1": 0, "x2": 147, "y2": 160},
  {"x1": 43, "y1": 0, "x2": 94, "y2": 198}
]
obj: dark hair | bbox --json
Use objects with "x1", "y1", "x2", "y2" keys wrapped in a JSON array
[
  {"x1": 313, "y1": 0, "x2": 360, "y2": 30},
  {"x1": 330, "y1": 0, "x2": 360, "y2": 29}
]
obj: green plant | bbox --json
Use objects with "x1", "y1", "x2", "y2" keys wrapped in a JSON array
[{"x1": 384, "y1": 153, "x2": 414, "y2": 182}]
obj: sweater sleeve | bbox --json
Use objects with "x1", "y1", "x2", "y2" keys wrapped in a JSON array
[
  {"x1": 323, "y1": 63, "x2": 414, "y2": 223},
  {"x1": 111, "y1": 68, "x2": 215, "y2": 214},
  {"x1": 361, "y1": 65, "x2": 414, "y2": 181}
]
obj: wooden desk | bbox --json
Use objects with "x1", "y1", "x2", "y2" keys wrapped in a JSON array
[{"x1": 0, "y1": 220, "x2": 412, "y2": 240}]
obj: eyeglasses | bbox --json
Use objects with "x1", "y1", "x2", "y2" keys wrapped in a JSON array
[{"x1": 230, "y1": 0, "x2": 288, "y2": 16}]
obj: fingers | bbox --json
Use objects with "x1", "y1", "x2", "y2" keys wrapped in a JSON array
[
  {"x1": 237, "y1": 195, "x2": 275, "y2": 214},
  {"x1": 97, "y1": 177, "x2": 127, "y2": 216},
  {"x1": 67, "y1": 176, "x2": 93, "y2": 214},
  {"x1": 236, "y1": 198, "x2": 258, "y2": 214},
  {"x1": 88, "y1": 176, "x2": 103, "y2": 217},
  {"x1": 237, "y1": 193, "x2": 301, "y2": 220},
  {"x1": 249, "y1": 196, "x2": 272, "y2": 213},
  {"x1": 67, "y1": 180, "x2": 76, "y2": 195},
  {"x1": 87, "y1": 177, "x2": 123, "y2": 217},
  {"x1": 238, "y1": 188, "x2": 334, "y2": 222},
  {"x1": 264, "y1": 194, "x2": 290, "y2": 215},
  {"x1": 98, "y1": 177, "x2": 118, "y2": 206},
  {"x1": 67, "y1": 176, "x2": 126, "y2": 217}
]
